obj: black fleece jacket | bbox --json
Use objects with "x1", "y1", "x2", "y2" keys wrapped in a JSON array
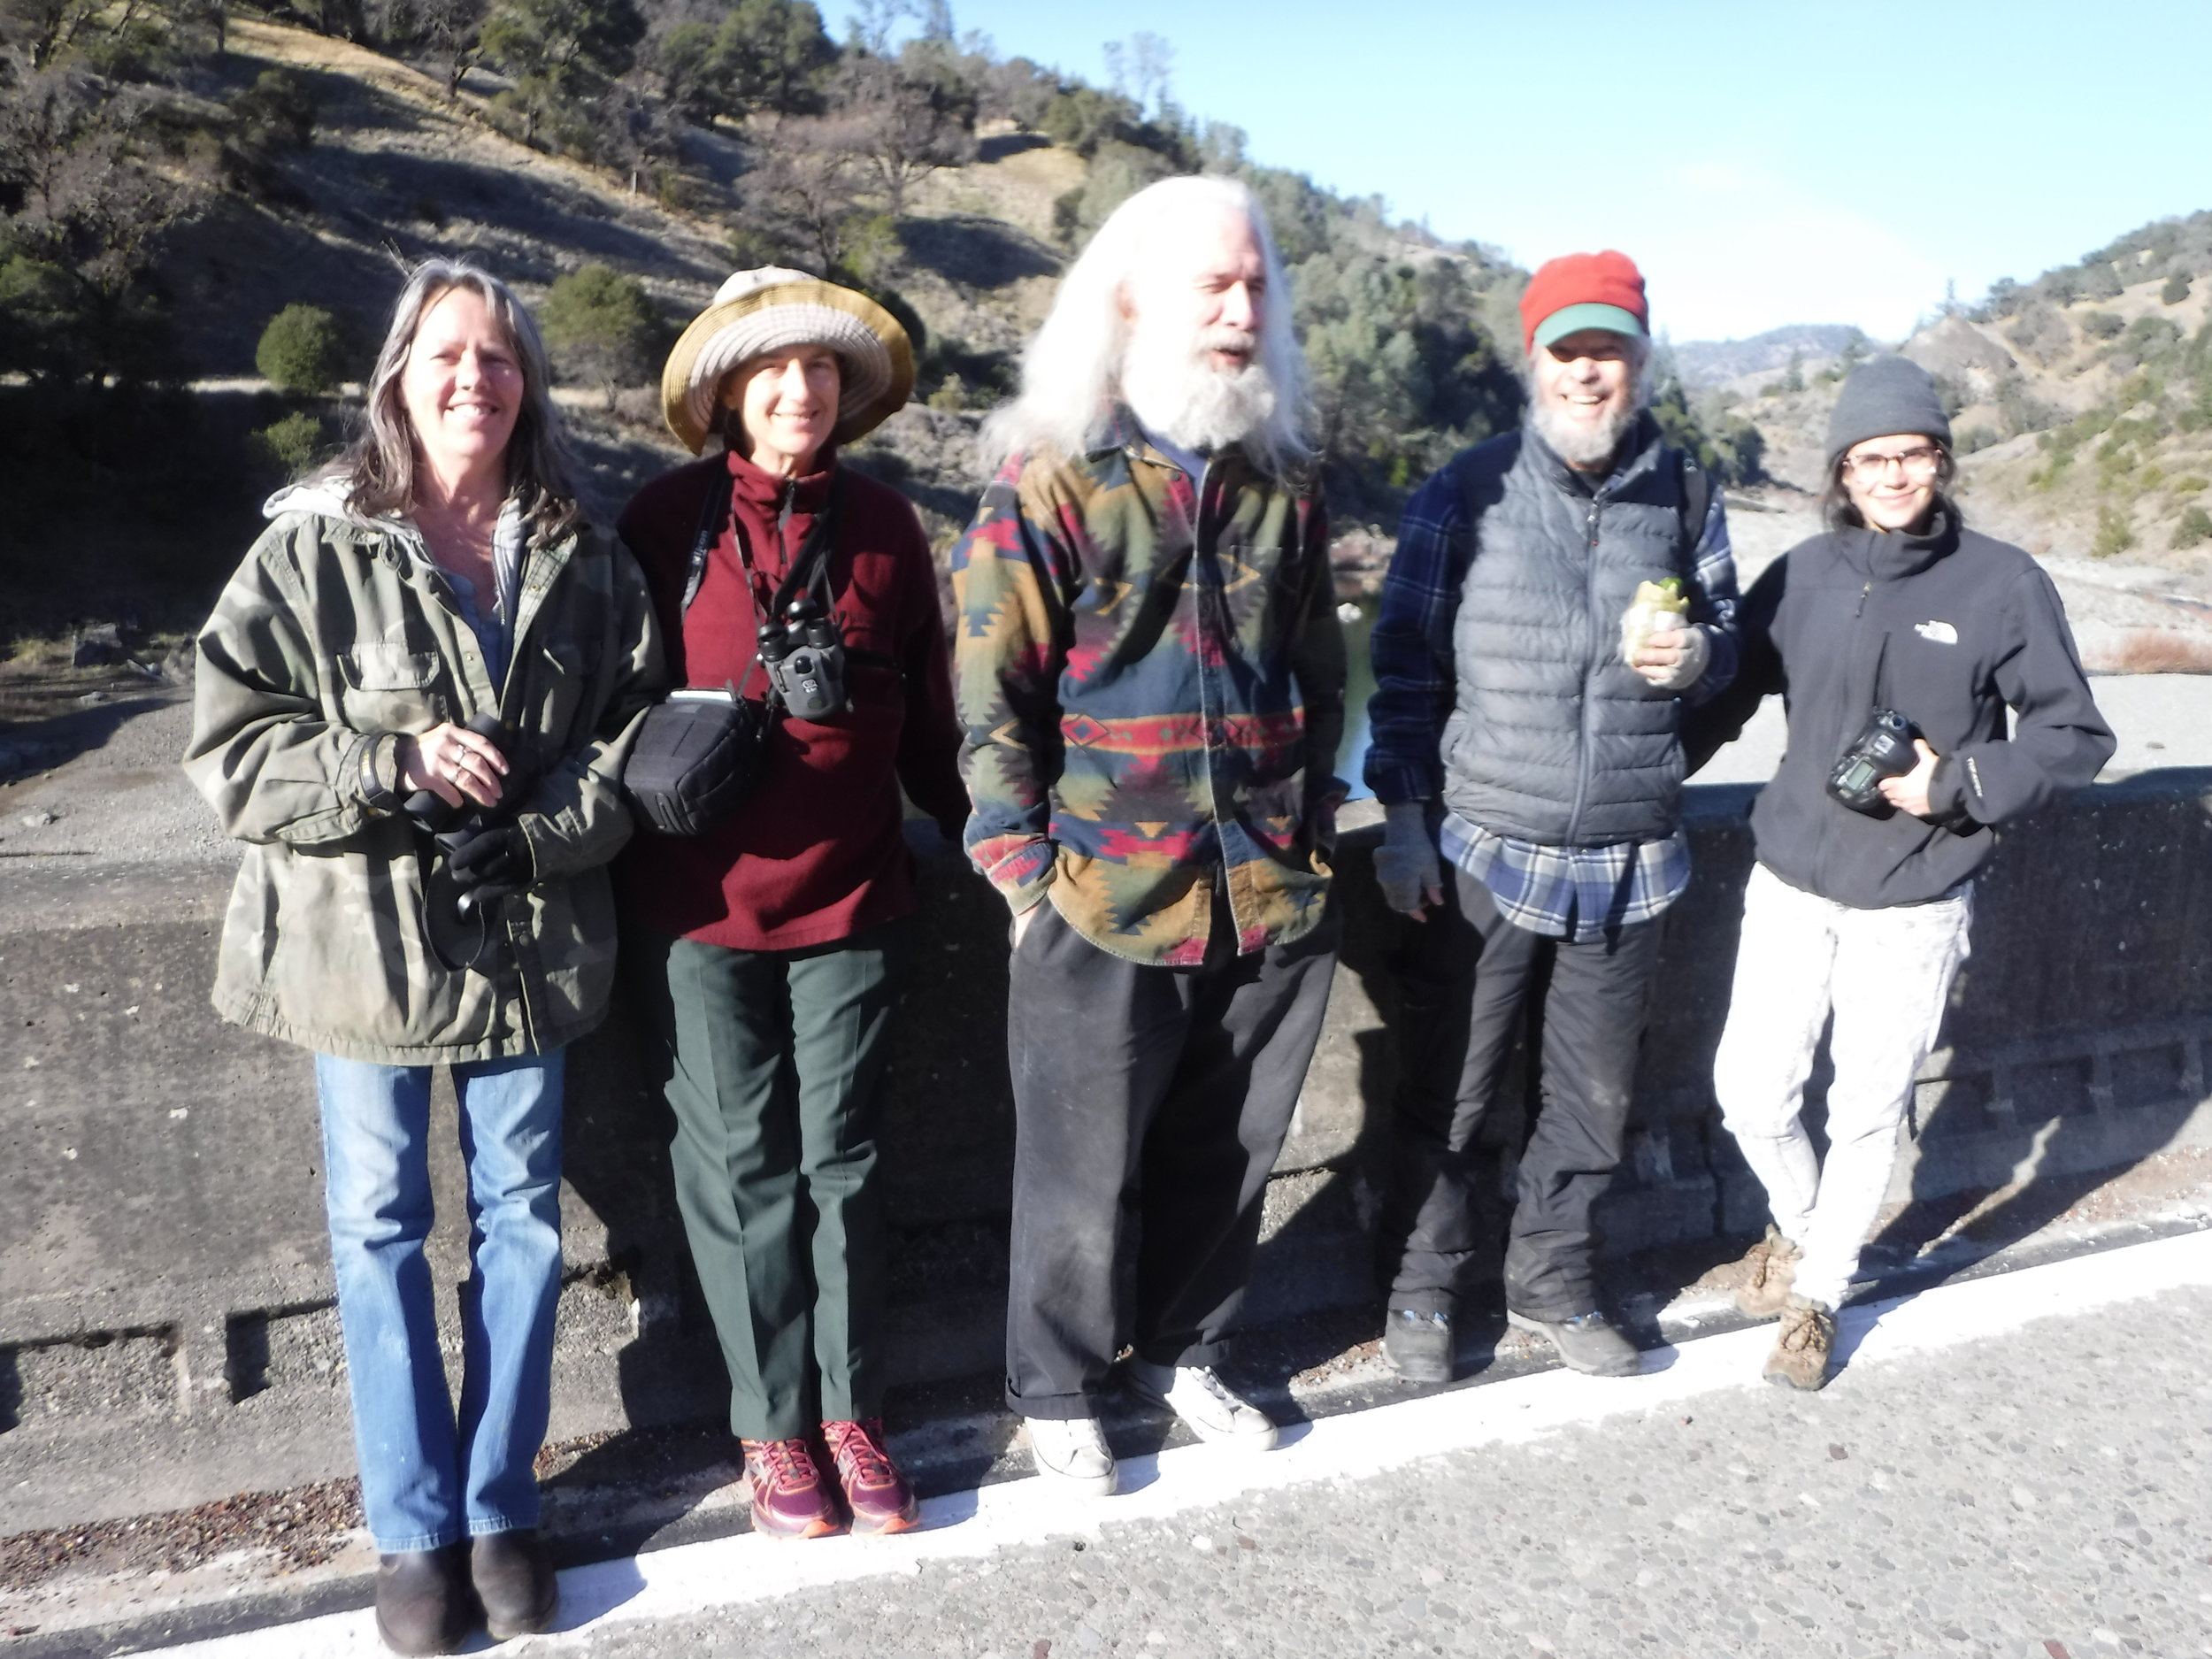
[{"x1": 1688, "y1": 515, "x2": 2114, "y2": 909}]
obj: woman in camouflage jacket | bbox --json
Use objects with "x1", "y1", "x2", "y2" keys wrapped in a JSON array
[{"x1": 183, "y1": 261, "x2": 659, "y2": 1656}]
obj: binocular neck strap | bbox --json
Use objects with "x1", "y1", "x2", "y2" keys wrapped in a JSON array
[
  {"x1": 766, "y1": 469, "x2": 845, "y2": 620},
  {"x1": 680, "y1": 465, "x2": 846, "y2": 627}
]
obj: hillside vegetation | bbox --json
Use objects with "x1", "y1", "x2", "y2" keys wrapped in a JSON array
[{"x1": 0, "y1": 0, "x2": 1586, "y2": 642}]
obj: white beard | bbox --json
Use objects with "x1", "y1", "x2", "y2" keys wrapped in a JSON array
[
  {"x1": 1120, "y1": 322, "x2": 1278, "y2": 453},
  {"x1": 1528, "y1": 392, "x2": 1641, "y2": 471}
]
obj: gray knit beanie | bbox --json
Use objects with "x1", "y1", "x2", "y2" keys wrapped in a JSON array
[{"x1": 1825, "y1": 355, "x2": 1952, "y2": 469}]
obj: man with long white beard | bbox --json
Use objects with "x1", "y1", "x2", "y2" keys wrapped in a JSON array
[
  {"x1": 950, "y1": 176, "x2": 1345, "y2": 1495},
  {"x1": 1363, "y1": 250, "x2": 1740, "y2": 1384}
]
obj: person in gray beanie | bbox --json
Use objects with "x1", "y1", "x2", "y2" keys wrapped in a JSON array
[{"x1": 1687, "y1": 354, "x2": 2113, "y2": 1390}]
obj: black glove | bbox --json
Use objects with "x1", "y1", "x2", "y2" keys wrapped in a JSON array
[{"x1": 444, "y1": 823, "x2": 534, "y2": 906}]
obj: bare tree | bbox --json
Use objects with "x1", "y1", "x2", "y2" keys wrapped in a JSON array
[
  {"x1": 741, "y1": 112, "x2": 867, "y2": 273},
  {"x1": 1127, "y1": 30, "x2": 1171, "y2": 116},
  {"x1": 832, "y1": 49, "x2": 972, "y2": 219}
]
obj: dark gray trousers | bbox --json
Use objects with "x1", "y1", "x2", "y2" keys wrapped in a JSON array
[
  {"x1": 1381, "y1": 867, "x2": 1662, "y2": 1321},
  {"x1": 1004, "y1": 901, "x2": 1339, "y2": 1420}
]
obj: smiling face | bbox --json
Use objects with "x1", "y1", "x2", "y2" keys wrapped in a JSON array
[
  {"x1": 1527, "y1": 328, "x2": 1643, "y2": 472},
  {"x1": 1840, "y1": 434, "x2": 1946, "y2": 532},
  {"x1": 398, "y1": 286, "x2": 524, "y2": 484},
  {"x1": 724, "y1": 345, "x2": 841, "y2": 477}
]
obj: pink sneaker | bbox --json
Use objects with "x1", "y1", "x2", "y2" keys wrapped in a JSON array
[
  {"x1": 822, "y1": 1418, "x2": 920, "y2": 1535},
  {"x1": 740, "y1": 1437, "x2": 840, "y2": 1540}
]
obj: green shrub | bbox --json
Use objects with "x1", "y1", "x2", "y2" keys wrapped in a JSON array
[
  {"x1": 2171, "y1": 473, "x2": 2208, "y2": 495},
  {"x1": 539, "y1": 265, "x2": 661, "y2": 397},
  {"x1": 255, "y1": 304, "x2": 349, "y2": 396},
  {"x1": 1957, "y1": 425, "x2": 2001, "y2": 455},
  {"x1": 2174, "y1": 503, "x2": 2212, "y2": 549},
  {"x1": 2163, "y1": 273, "x2": 2193, "y2": 305},
  {"x1": 2081, "y1": 311, "x2": 2125, "y2": 341},
  {"x1": 2093, "y1": 504, "x2": 2137, "y2": 558},
  {"x1": 250, "y1": 411, "x2": 326, "y2": 476}
]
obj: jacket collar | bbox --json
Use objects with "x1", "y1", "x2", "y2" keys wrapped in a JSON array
[
  {"x1": 1839, "y1": 510, "x2": 1957, "y2": 583},
  {"x1": 725, "y1": 444, "x2": 836, "y2": 513}
]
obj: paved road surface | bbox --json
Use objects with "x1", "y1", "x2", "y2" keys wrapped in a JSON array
[{"x1": 158, "y1": 1232, "x2": 2212, "y2": 1659}]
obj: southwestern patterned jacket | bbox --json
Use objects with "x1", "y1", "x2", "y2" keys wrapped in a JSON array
[{"x1": 949, "y1": 414, "x2": 1346, "y2": 967}]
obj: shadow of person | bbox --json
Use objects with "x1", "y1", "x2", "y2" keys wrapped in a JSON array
[{"x1": 1833, "y1": 768, "x2": 2212, "y2": 1337}]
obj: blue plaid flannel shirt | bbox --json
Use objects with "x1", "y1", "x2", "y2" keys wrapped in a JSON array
[{"x1": 1365, "y1": 442, "x2": 1739, "y2": 943}]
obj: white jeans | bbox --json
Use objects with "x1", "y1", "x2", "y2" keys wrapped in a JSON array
[{"x1": 1712, "y1": 864, "x2": 1974, "y2": 1310}]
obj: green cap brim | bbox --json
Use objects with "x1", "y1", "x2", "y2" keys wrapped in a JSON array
[{"x1": 1532, "y1": 303, "x2": 1646, "y2": 350}]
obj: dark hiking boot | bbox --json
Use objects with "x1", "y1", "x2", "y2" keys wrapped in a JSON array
[
  {"x1": 373, "y1": 1544, "x2": 472, "y2": 1656},
  {"x1": 741, "y1": 1437, "x2": 841, "y2": 1539},
  {"x1": 1733, "y1": 1225, "x2": 1803, "y2": 1320},
  {"x1": 1506, "y1": 1309, "x2": 1641, "y2": 1378},
  {"x1": 1763, "y1": 1296, "x2": 1837, "y2": 1391},
  {"x1": 1382, "y1": 1309, "x2": 1455, "y2": 1384},
  {"x1": 823, "y1": 1418, "x2": 920, "y2": 1536},
  {"x1": 471, "y1": 1527, "x2": 557, "y2": 1638}
]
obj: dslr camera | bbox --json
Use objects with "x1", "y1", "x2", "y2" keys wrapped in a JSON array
[
  {"x1": 757, "y1": 596, "x2": 849, "y2": 721},
  {"x1": 1825, "y1": 708, "x2": 1919, "y2": 815}
]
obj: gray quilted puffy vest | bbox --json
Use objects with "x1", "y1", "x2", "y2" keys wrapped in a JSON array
[{"x1": 1438, "y1": 419, "x2": 1698, "y2": 847}]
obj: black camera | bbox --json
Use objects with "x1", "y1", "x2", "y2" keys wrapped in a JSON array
[
  {"x1": 1825, "y1": 708, "x2": 1919, "y2": 814},
  {"x1": 756, "y1": 597, "x2": 849, "y2": 721}
]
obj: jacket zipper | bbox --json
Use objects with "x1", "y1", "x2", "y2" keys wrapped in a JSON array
[{"x1": 1562, "y1": 496, "x2": 1601, "y2": 845}]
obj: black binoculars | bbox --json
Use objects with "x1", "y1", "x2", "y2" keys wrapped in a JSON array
[
  {"x1": 756, "y1": 597, "x2": 849, "y2": 721},
  {"x1": 403, "y1": 711, "x2": 524, "y2": 970}
]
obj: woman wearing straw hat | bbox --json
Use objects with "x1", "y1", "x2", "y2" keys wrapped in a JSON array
[{"x1": 616, "y1": 268, "x2": 965, "y2": 1538}]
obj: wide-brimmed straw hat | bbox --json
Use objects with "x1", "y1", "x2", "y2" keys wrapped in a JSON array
[{"x1": 659, "y1": 267, "x2": 915, "y2": 456}]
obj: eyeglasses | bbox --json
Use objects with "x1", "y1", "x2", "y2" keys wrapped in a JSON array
[{"x1": 1842, "y1": 446, "x2": 1943, "y2": 480}]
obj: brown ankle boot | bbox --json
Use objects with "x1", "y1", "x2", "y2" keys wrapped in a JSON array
[
  {"x1": 1763, "y1": 1295, "x2": 1836, "y2": 1391},
  {"x1": 1734, "y1": 1225, "x2": 1802, "y2": 1320}
]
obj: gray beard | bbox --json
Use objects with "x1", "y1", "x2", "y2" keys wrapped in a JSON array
[
  {"x1": 1528, "y1": 395, "x2": 1640, "y2": 472},
  {"x1": 1121, "y1": 324, "x2": 1278, "y2": 453}
]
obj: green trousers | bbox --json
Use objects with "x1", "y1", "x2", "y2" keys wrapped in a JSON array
[{"x1": 628, "y1": 924, "x2": 904, "y2": 1440}]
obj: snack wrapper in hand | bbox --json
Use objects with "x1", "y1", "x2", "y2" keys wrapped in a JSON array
[{"x1": 1620, "y1": 577, "x2": 1689, "y2": 664}]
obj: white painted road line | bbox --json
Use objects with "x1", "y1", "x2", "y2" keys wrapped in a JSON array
[{"x1": 158, "y1": 1227, "x2": 2212, "y2": 1657}]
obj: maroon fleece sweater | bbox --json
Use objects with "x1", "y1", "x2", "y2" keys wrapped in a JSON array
[{"x1": 612, "y1": 449, "x2": 967, "y2": 951}]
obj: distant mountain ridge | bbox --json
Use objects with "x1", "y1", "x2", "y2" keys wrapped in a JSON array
[{"x1": 1670, "y1": 325, "x2": 1874, "y2": 389}]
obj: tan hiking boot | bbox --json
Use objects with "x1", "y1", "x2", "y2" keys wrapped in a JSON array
[
  {"x1": 1733, "y1": 1225, "x2": 1802, "y2": 1320},
  {"x1": 1763, "y1": 1296, "x2": 1836, "y2": 1392}
]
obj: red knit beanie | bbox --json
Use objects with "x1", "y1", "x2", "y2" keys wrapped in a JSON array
[{"x1": 1519, "y1": 250, "x2": 1648, "y2": 353}]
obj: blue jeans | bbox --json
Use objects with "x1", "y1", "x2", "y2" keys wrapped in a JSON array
[{"x1": 315, "y1": 1051, "x2": 565, "y2": 1553}]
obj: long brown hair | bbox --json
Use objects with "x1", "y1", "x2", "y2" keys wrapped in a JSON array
[{"x1": 325, "y1": 259, "x2": 582, "y2": 543}]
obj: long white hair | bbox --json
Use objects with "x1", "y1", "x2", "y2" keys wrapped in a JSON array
[{"x1": 980, "y1": 175, "x2": 1312, "y2": 480}]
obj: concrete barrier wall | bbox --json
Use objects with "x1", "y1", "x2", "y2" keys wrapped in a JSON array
[{"x1": 4, "y1": 772, "x2": 2210, "y2": 1528}]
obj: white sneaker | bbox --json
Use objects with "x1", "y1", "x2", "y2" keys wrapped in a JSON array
[
  {"x1": 1126, "y1": 1361, "x2": 1279, "y2": 1452},
  {"x1": 1024, "y1": 1416, "x2": 1118, "y2": 1496}
]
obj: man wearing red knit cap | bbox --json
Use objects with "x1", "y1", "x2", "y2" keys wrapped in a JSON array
[{"x1": 1362, "y1": 250, "x2": 1740, "y2": 1382}]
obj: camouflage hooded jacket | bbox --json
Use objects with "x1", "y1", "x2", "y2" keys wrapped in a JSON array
[
  {"x1": 949, "y1": 417, "x2": 1346, "y2": 966},
  {"x1": 183, "y1": 489, "x2": 664, "y2": 1064}
]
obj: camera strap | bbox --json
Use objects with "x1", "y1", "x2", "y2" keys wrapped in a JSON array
[{"x1": 677, "y1": 465, "x2": 847, "y2": 695}]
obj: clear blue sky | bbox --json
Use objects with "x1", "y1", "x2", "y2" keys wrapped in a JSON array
[{"x1": 830, "y1": 0, "x2": 2212, "y2": 344}]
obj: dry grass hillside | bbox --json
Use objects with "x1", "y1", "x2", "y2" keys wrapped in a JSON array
[{"x1": 152, "y1": 20, "x2": 1108, "y2": 540}]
